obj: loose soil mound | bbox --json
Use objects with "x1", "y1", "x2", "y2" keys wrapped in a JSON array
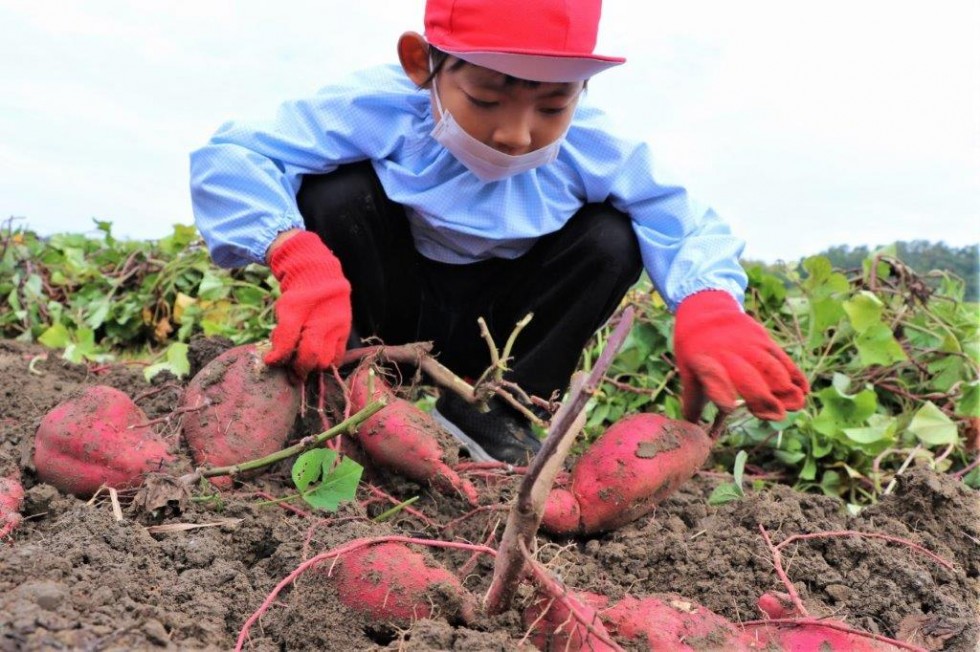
[{"x1": 1, "y1": 339, "x2": 977, "y2": 651}]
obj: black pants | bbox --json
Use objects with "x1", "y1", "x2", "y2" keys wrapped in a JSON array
[{"x1": 297, "y1": 162, "x2": 642, "y2": 400}]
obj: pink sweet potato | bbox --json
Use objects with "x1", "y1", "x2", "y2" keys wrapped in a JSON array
[
  {"x1": 357, "y1": 399, "x2": 479, "y2": 505},
  {"x1": 602, "y1": 594, "x2": 755, "y2": 651},
  {"x1": 34, "y1": 385, "x2": 174, "y2": 497},
  {"x1": 347, "y1": 364, "x2": 395, "y2": 413},
  {"x1": 0, "y1": 475, "x2": 25, "y2": 539},
  {"x1": 523, "y1": 589, "x2": 616, "y2": 651},
  {"x1": 542, "y1": 413, "x2": 712, "y2": 535},
  {"x1": 180, "y1": 343, "x2": 301, "y2": 487},
  {"x1": 330, "y1": 541, "x2": 476, "y2": 624}
]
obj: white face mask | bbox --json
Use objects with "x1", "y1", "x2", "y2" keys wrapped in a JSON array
[{"x1": 429, "y1": 68, "x2": 568, "y2": 183}]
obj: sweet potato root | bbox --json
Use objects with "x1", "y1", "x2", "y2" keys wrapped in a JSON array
[
  {"x1": 34, "y1": 385, "x2": 174, "y2": 497},
  {"x1": 180, "y1": 343, "x2": 301, "y2": 487},
  {"x1": 0, "y1": 475, "x2": 25, "y2": 539},
  {"x1": 329, "y1": 541, "x2": 476, "y2": 625},
  {"x1": 541, "y1": 413, "x2": 712, "y2": 535},
  {"x1": 357, "y1": 399, "x2": 479, "y2": 505}
]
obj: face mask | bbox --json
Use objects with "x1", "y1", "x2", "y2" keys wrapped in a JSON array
[{"x1": 429, "y1": 67, "x2": 567, "y2": 183}]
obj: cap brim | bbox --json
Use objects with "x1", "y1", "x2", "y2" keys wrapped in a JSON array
[{"x1": 444, "y1": 50, "x2": 625, "y2": 82}]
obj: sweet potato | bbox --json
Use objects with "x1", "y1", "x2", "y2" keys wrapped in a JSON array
[
  {"x1": 180, "y1": 343, "x2": 301, "y2": 487},
  {"x1": 347, "y1": 364, "x2": 395, "y2": 413},
  {"x1": 34, "y1": 385, "x2": 174, "y2": 497},
  {"x1": 602, "y1": 594, "x2": 755, "y2": 651},
  {"x1": 542, "y1": 413, "x2": 712, "y2": 535},
  {"x1": 357, "y1": 399, "x2": 479, "y2": 505},
  {"x1": 0, "y1": 475, "x2": 25, "y2": 539},
  {"x1": 330, "y1": 541, "x2": 476, "y2": 624},
  {"x1": 523, "y1": 590, "x2": 617, "y2": 651}
]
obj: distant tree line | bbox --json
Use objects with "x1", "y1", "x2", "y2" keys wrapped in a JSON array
[{"x1": 747, "y1": 240, "x2": 979, "y2": 302}]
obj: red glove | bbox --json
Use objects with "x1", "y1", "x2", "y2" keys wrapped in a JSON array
[
  {"x1": 265, "y1": 231, "x2": 352, "y2": 379},
  {"x1": 674, "y1": 290, "x2": 808, "y2": 422}
]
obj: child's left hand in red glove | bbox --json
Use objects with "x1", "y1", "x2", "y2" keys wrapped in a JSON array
[{"x1": 673, "y1": 290, "x2": 809, "y2": 423}]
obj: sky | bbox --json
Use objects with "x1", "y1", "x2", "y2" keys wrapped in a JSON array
[{"x1": 0, "y1": 0, "x2": 977, "y2": 262}]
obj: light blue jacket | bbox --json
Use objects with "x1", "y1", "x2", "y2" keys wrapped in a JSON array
[{"x1": 190, "y1": 64, "x2": 746, "y2": 310}]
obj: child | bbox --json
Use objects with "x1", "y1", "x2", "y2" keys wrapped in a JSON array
[{"x1": 190, "y1": 0, "x2": 809, "y2": 465}]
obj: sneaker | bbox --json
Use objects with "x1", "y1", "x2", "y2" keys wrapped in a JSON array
[{"x1": 432, "y1": 392, "x2": 542, "y2": 465}]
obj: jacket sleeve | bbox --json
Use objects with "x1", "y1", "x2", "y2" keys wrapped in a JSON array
[
  {"x1": 562, "y1": 102, "x2": 747, "y2": 311},
  {"x1": 189, "y1": 65, "x2": 420, "y2": 268}
]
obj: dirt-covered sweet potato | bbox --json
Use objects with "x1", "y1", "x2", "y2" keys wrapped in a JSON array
[
  {"x1": 602, "y1": 594, "x2": 755, "y2": 651},
  {"x1": 329, "y1": 541, "x2": 476, "y2": 625},
  {"x1": 542, "y1": 413, "x2": 712, "y2": 535},
  {"x1": 523, "y1": 589, "x2": 616, "y2": 651},
  {"x1": 357, "y1": 399, "x2": 479, "y2": 505},
  {"x1": 34, "y1": 385, "x2": 174, "y2": 497},
  {"x1": 180, "y1": 343, "x2": 301, "y2": 487}
]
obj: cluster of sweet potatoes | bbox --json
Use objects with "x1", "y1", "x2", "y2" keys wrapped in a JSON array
[{"x1": 20, "y1": 344, "x2": 917, "y2": 650}]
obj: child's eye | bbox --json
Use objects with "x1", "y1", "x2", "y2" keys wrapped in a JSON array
[
  {"x1": 466, "y1": 95, "x2": 498, "y2": 109},
  {"x1": 540, "y1": 106, "x2": 569, "y2": 116}
]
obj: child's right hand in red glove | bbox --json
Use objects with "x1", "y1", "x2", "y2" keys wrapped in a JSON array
[{"x1": 264, "y1": 230, "x2": 352, "y2": 379}]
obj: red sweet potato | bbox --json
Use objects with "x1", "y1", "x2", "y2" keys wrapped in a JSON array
[
  {"x1": 34, "y1": 385, "x2": 174, "y2": 497},
  {"x1": 329, "y1": 541, "x2": 476, "y2": 624},
  {"x1": 602, "y1": 594, "x2": 755, "y2": 651},
  {"x1": 0, "y1": 475, "x2": 25, "y2": 539},
  {"x1": 523, "y1": 589, "x2": 617, "y2": 651},
  {"x1": 180, "y1": 343, "x2": 301, "y2": 488},
  {"x1": 542, "y1": 413, "x2": 712, "y2": 535},
  {"x1": 347, "y1": 364, "x2": 395, "y2": 413},
  {"x1": 357, "y1": 399, "x2": 479, "y2": 505}
]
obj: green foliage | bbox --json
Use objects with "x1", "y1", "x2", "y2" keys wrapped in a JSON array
[
  {"x1": 747, "y1": 239, "x2": 979, "y2": 301},
  {"x1": 4, "y1": 220, "x2": 976, "y2": 507},
  {"x1": 0, "y1": 220, "x2": 277, "y2": 364},
  {"x1": 291, "y1": 448, "x2": 363, "y2": 511},
  {"x1": 584, "y1": 250, "x2": 979, "y2": 506}
]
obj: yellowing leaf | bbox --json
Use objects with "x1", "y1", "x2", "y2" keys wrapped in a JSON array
[{"x1": 173, "y1": 292, "x2": 197, "y2": 323}]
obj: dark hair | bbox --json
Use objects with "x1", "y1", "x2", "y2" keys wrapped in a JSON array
[{"x1": 424, "y1": 46, "x2": 547, "y2": 88}]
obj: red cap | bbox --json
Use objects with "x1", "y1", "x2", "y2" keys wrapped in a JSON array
[{"x1": 424, "y1": 0, "x2": 625, "y2": 82}]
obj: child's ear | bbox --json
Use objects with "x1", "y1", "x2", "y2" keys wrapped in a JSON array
[{"x1": 398, "y1": 32, "x2": 431, "y2": 88}]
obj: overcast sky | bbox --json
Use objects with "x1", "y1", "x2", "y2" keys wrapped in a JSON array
[{"x1": 1, "y1": 0, "x2": 977, "y2": 262}]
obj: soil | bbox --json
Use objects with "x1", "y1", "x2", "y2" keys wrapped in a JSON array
[{"x1": 1, "y1": 338, "x2": 977, "y2": 651}]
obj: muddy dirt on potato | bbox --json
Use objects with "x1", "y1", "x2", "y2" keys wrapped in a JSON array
[{"x1": 1, "y1": 339, "x2": 977, "y2": 651}]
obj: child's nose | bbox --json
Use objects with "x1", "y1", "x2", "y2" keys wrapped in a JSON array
[{"x1": 491, "y1": 117, "x2": 532, "y2": 154}]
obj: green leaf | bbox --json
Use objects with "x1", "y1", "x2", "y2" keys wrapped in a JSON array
[
  {"x1": 197, "y1": 270, "x2": 228, "y2": 300},
  {"x1": 843, "y1": 414, "x2": 897, "y2": 445},
  {"x1": 292, "y1": 449, "x2": 331, "y2": 492},
  {"x1": 38, "y1": 323, "x2": 70, "y2": 348},
  {"x1": 854, "y1": 323, "x2": 907, "y2": 366},
  {"x1": 732, "y1": 450, "x2": 748, "y2": 489},
  {"x1": 85, "y1": 299, "x2": 112, "y2": 330},
  {"x1": 842, "y1": 291, "x2": 884, "y2": 334},
  {"x1": 812, "y1": 375, "x2": 878, "y2": 437},
  {"x1": 907, "y1": 402, "x2": 958, "y2": 446},
  {"x1": 807, "y1": 297, "x2": 846, "y2": 348},
  {"x1": 143, "y1": 343, "x2": 191, "y2": 381},
  {"x1": 304, "y1": 456, "x2": 363, "y2": 511},
  {"x1": 707, "y1": 483, "x2": 744, "y2": 506},
  {"x1": 926, "y1": 356, "x2": 964, "y2": 393},
  {"x1": 956, "y1": 381, "x2": 979, "y2": 418}
]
